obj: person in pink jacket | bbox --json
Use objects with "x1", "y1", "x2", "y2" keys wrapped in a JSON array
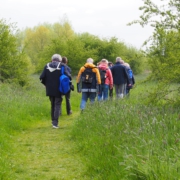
[{"x1": 97, "y1": 59, "x2": 113, "y2": 101}]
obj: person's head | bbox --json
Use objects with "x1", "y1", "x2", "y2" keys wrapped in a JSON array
[
  {"x1": 87, "y1": 58, "x2": 94, "y2": 64},
  {"x1": 124, "y1": 62, "x2": 130, "y2": 68},
  {"x1": 101, "y1": 59, "x2": 108, "y2": 64},
  {"x1": 120, "y1": 59, "x2": 124, "y2": 64},
  {"x1": 116, "y1": 57, "x2": 122, "y2": 62},
  {"x1": 51, "y1": 54, "x2": 62, "y2": 62},
  {"x1": 108, "y1": 62, "x2": 113, "y2": 67},
  {"x1": 62, "y1": 56, "x2": 68, "y2": 64}
]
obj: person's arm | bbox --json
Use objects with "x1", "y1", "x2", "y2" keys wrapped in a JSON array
[
  {"x1": 39, "y1": 65, "x2": 47, "y2": 85},
  {"x1": 63, "y1": 65, "x2": 72, "y2": 80},
  {"x1": 108, "y1": 69, "x2": 113, "y2": 89},
  {"x1": 94, "y1": 68, "x2": 101, "y2": 93},
  {"x1": 132, "y1": 73, "x2": 135, "y2": 85},
  {"x1": 124, "y1": 68, "x2": 131, "y2": 85},
  {"x1": 76, "y1": 67, "x2": 84, "y2": 93}
]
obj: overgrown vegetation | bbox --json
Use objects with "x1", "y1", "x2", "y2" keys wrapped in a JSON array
[
  {"x1": 0, "y1": 19, "x2": 32, "y2": 86},
  {"x1": 71, "y1": 78, "x2": 180, "y2": 180},
  {"x1": 0, "y1": 76, "x2": 86, "y2": 180},
  {"x1": 1, "y1": 74, "x2": 179, "y2": 179},
  {"x1": 128, "y1": 0, "x2": 180, "y2": 106}
]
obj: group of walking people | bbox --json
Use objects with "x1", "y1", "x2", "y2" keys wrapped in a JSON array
[
  {"x1": 77, "y1": 57, "x2": 135, "y2": 111},
  {"x1": 40, "y1": 54, "x2": 135, "y2": 128}
]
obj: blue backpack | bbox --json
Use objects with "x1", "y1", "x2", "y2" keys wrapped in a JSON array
[
  {"x1": 127, "y1": 69, "x2": 133, "y2": 79},
  {"x1": 59, "y1": 66, "x2": 70, "y2": 95}
]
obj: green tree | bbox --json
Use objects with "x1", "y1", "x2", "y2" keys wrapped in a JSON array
[
  {"x1": 77, "y1": 33, "x2": 145, "y2": 74},
  {"x1": 129, "y1": 0, "x2": 180, "y2": 106},
  {"x1": 23, "y1": 25, "x2": 52, "y2": 67},
  {"x1": 0, "y1": 19, "x2": 31, "y2": 85}
]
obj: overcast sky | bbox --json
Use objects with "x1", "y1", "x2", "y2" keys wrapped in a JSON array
[{"x1": 0, "y1": 0, "x2": 154, "y2": 49}]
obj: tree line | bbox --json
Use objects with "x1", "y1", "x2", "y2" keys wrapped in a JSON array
[{"x1": 0, "y1": 18, "x2": 145, "y2": 86}]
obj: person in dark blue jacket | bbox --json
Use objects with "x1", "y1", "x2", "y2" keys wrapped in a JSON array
[
  {"x1": 39, "y1": 54, "x2": 71, "y2": 129},
  {"x1": 110, "y1": 57, "x2": 130, "y2": 99},
  {"x1": 61, "y1": 57, "x2": 73, "y2": 115},
  {"x1": 124, "y1": 62, "x2": 135, "y2": 96}
]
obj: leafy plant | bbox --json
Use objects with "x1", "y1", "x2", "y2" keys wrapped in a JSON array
[{"x1": 128, "y1": 0, "x2": 180, "y2": 106}]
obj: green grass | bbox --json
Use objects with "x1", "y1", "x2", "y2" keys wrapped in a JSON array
[
  {"x1": 71, "y1": 79, "x2": 180, "y2": 179},
  {"x1": 0, "y1": 75, "x2": 88, "y2": 180},
  {"x1": 0, "y1": 73, "x2": 180, "y2": 179}
]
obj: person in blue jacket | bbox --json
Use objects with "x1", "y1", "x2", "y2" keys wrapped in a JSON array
[
  {"x1": 61, "y1": 56, "x2": 73, "y2": 115},
  {"x1": 124, "y1": 62, "x2": 135, "y2": 96}
]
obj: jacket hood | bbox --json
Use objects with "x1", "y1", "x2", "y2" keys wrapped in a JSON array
[
  {"x1": 98, "y1": 63, "x2": 108, "y2": 70},
  {"x1": 84, "y1": 63, "x2": 96, "y2": 69},
  {"x1": 47, "y1": 61, "x2": 61, "y2": 72}
]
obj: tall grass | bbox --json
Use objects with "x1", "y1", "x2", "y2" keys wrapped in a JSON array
[
  {"x1": 1, "y1": 72, "x2": 180, "y2": 179},
  {"x1": 0, "y1": 75, "x2": 50, "y2": 179},
  {"x1": 0, "y1": 75, "x2": 81, "y2": 179},
  {"x1": 71, "y1": 76, "x2": 180, "y2": 180}
]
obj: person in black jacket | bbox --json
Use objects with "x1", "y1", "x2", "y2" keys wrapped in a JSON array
[
  {"x1": 39, "y1": 54, "x2": 71, "y2": 128},
  {"x1": 111, "y1": 57, "x2": 130, "y2": 99}
]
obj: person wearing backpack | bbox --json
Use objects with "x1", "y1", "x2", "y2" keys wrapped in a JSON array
[
  {"x1": 61, "y1": 56, "x2": 73, "y2": 115},
  {"x1": 124, "y1": 63, "x2": 135, "y2": 96},
  {"x1": 76, "y1": 58, "x2": 101, "y2": 111},
  {"x1": 39, "y1": 54, "x2": 71, "y2": 129},
  {"x1": 97, "y1": 59, "x2": 113, "y2": 101}
]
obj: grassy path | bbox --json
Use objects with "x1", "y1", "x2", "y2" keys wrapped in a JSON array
[{"x1": 10, "y1": 112, "x2": 88, "y2": 180}]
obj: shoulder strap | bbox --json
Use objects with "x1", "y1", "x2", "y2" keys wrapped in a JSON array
[
  {"x1": 57, "y1": 62, "x2": 61, "y2": 70},
  {"x1": 84, "y1": 66, "x2": 97, "y2": 69},
  {"x1": 61, "y1": 65, "x2": 65, "y2": 74}
]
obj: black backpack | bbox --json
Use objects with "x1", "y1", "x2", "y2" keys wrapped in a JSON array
[
  {"x1": 81, "y1": 66, "x2": 95, "y2": 84},
  {"x1": 99, "y1": 68, "x2": 107, "y2": 84}
]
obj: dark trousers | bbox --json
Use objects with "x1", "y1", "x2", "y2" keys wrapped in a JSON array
[
  {"x1": 49, "y1": 96, "x2": 62, "y2": 126},
  {"x1": 65, "y1": 90, "x2": 71, "y2": 114},
  {"x1": 109, "y1": 87, "x2": 113, "y2": 99}
]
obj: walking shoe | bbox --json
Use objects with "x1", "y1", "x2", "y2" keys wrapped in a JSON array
[
  {"x1": 68, "y1": 111, "x2": 72, "y2": 115},
  {"x1": 52, "y1": 125, "x2": 59, "y2": 129}
]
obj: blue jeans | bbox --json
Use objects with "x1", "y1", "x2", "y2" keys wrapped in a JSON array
[
  {"x1": 98, "y1": 84, "x2": 109, "y2": 101},
  {"x1": 80, "y1": 92, "x2": 96, "y2": 110}
]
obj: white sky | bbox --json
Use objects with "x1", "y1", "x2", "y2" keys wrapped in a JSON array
[{"x1": 0, "y1": 0, "x2": 154, "y2": 49}]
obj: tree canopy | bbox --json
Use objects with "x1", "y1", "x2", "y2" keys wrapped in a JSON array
[
  {"x1": 129, "y1": 0, "x2": 180, "y2": 106},
  {"x1": 0, "y1": 19, "x2": 32, "y2": 86},
  {"x1": 1, "y1": 17, "x2": 146, "y2": 86}
]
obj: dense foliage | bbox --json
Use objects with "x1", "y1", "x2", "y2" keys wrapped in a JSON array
[
  {"x1": 71, "y1": 87, "x2": 180, "y2": 179},
  {"x1": 16, "y1": 20, "x2": 145, "y2": 75},
  {"x1": 129, "y1": 0, "x2": 180, "y2": 106},
  {"x1": 0, "y1": 19, "x2": 32, "y2": 86},
  {"x1": 1, "y1": 17, "x2": 146, "y2": 84}
]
